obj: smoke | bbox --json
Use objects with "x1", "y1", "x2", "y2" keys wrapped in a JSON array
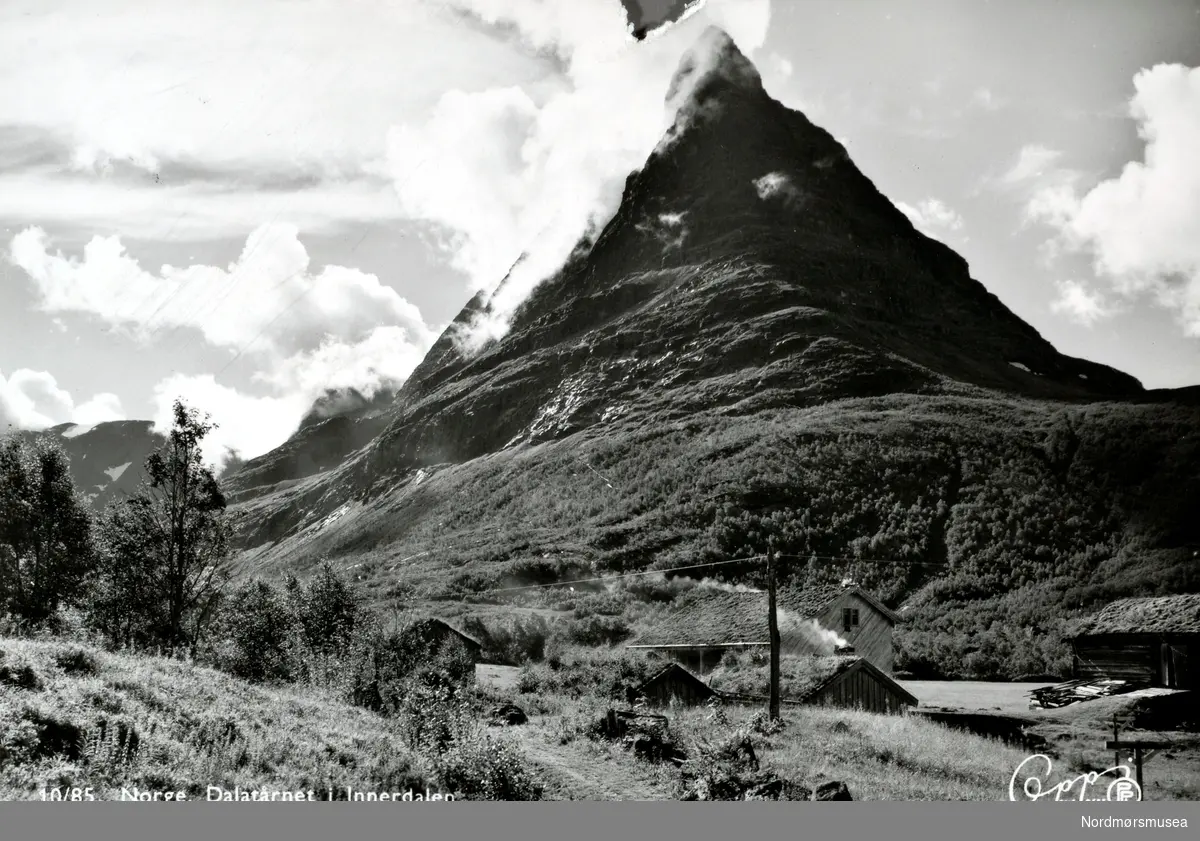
[
  {"x1": 384, "y1": 0, "x2": 773, "y2": 352},
  {"x1": 777, "y1": 608, "x2": 850, "y2": 656},
  {"x1": 695, "y1": 577, "x2": 762, "y2": 594}
]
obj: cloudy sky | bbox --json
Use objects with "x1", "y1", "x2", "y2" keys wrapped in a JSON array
[{"x1": 2, "y1": 0, "x2": 1198, "y2": 465}]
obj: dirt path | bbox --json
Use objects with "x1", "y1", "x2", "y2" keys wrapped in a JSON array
[{"x1": 504, "y1": 717, "x2": 675, "y2": 801}]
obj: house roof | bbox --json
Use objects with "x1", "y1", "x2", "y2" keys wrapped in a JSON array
[
  {"x1": 1072, "y1": 594, "x2": 1200, "y2": 636},
  {"x1": 707, "y1": 654, "x2": 919, "y2": 707},
  {"x1": 627, "y1": 583, "x2": 896, "y2": 649},
  {"x1": 421, "y1": 617, "x2": 483, "y2": 648},
  {"x1": 637, "y1": 663, "x2": 716, "y2": 696}
]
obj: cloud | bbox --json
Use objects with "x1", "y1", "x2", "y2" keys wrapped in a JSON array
[
  {"x1": 148, "y1": 374, "x2": 310, "y2": 471},
  {"x1": 1050, "y1": 279, "x2": 1116, "y2": 326},
  {"x1": 752, "y1": 171, "x2": 805, "y2": 209},
  {"x1": 9, "y1": 223, "x2": 434, "y2": 358},
  {"x1": 0, "y1": 172, "x2": 409, "y2": 242},
  {"x1": 382, "y1": 0, "x2": 773, "y2": 348},
  {"x1": 895, "y1": 198, "x2": 965, "y2": 238},
  {"x1": 970, "y1": 87, "x2": 1004, "y2": 112},
  {"x1": 0, "y1": 367, "x2": 124, "y2": 430},
  {"x1": 769, "y1": 52, "x2": 793, "y2": 78},
  {"x1": 8, "y1": 225, "x2": 438, "y2": 464},
  {"x1": 0, "y1": 0, "x2": 525, "y2": 178},
  {"x1": 1001, "y1": 144, "x2": 1068, "y2": 187},
  {"x1": 1026, "y1": 64, "x2": 1200, "y2": 335}
]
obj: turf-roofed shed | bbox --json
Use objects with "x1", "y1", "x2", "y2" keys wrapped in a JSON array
[{"x1": 1070, "y1": 594, "x2": 1200, "y2": 689}]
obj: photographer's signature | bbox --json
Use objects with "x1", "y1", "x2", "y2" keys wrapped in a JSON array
[{"x1": 1009, "y1": 754, "x2": 1142, "y2": 801}]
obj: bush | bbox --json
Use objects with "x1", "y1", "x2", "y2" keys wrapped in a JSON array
[
  {"x1": 557, "y1": 614, "x2": 631, "y2": 647},
  {"x1": 514, "y1": 646, "x2": 657, "y2": 699},
  {"x1": 289, "y1": 562, "x2": 361, "y2": 655},
  {"x1": 463, "y1": 614, "x2": 550, "y2": 665},
  {"x1": 0, "y1": 715, "x2": 40, "y2": 766},
  {"x1": 433, "y1": 728, "x2": 544, "y2": 801},
  {"x1": 54, "y1": 646, "x2": 100, "y2": 676},
  {"x1": 215, "y1": 580, "x2": 299, "y2": 683},
  {"x1": 0, "y1": 657, "x2": 42, "y2": 690}
]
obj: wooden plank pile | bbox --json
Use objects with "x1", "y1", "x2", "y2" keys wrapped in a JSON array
[{"x1": 1027, "y1": 677, "x2": 1141, "y2": 709}]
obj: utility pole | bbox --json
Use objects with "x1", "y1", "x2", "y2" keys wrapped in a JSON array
[{"x1": 767, "y1": 537, "x2": 781, "y2": 721}]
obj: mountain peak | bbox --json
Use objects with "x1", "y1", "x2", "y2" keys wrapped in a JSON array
[{"x1": 665, "y1": 26, "x2": 763, "y2": 107}]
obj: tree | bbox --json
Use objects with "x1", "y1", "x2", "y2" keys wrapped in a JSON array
[
  {"x1": 90, "y1": 400, "x2": 231, "y2": 651},
  {"x1": 0, "y1": 434, "x2": 95, "y2": 624},
  {"x1": 290, "y1": 561, "x2": 360, "y2": 654}
]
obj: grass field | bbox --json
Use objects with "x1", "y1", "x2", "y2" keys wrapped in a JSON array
[{"x1": 899, "y1": 680, "x2": 1052, "y2": 713}]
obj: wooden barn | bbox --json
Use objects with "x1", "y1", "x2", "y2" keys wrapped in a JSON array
[
  {"x1": 409, "y1": 617, "x2": 484, "y2": 663},
  {"x1": 635, "y1": 663, "x2": 718, "y2": 706},
  {"x1": 1070, "y1": 594, "x2": 1200, "y2": 690},
  {"x1": 795, "y1": 656, "x2": 918, "y2": 715},
  {"x1": 626, "y1": 583, "x2": 901, "y2": 675}
]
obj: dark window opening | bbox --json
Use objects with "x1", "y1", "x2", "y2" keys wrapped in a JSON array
[{"x1": 842, "y1": 608, "x2": 860, "y2": 633}]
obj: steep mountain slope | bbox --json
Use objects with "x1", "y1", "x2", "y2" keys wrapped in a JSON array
[
  {"x1": 222, "y1": 29, "x2": 1200, "y2": 678},
  {"x1": 227, "y1": 386, "x2": 398, "y2": 495}
]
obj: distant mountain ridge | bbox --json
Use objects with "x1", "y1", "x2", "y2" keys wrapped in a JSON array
[{"x1": 15, "y1": 421, "x2": 161, "y2": 510}]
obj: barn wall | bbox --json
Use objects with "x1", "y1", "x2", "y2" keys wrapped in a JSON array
[
  {"x1": 811, "y1": 665, "x2": 911, "y2": 715},
  {"x1": 1072, "y1": 636, "x2": 1156, "y2": 684},
  {"x1": 642, "y1": 675, "x2": 713, "y2": 706},
  {"x1": 1167, "y1": 642, "x2": 1193, "y2": 689},
  {"x1": 816, "y1": 594, "x2": 895, "y2": 675}
]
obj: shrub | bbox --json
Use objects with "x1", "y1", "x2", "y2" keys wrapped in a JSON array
[
  {"x1": 463, "y1": 614, "x2": 550, "y2": 665},
  {"x1": 215, "y1": 580, "x2": 299, "y2": 683},
  {"x1": 0, "y1": 714, "x2": 40, "y2": 766},
  {"x1": 289, "y1": 562, "x2": 361, "y2": 655},
  {"x1": 557, "y1": 614, "x2": 631, "y2": 647},
  {"x1": 0, "y1": 657, "x2": 42, "y2": 690},
  {"x1": 54, "y1": 646, "x2": 100, "y2": 676},
  {"x1": 433, "y1": 728, "x2": 544, "y2": 801}
]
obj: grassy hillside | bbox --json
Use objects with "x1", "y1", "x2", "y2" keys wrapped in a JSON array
[
  {"x1": 0, "y1": 638, "x2": 432, "y2": 801},
  {"x1": 234, "y1": 392, "x2": 1200, "y2": 680}
]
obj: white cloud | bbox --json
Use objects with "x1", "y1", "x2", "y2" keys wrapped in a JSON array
[
  {"x1": 1001, "y1": 144, "x2": 1068, "y2": 186},
  {"x1": 895, "y1": 197, "x2": 965, "y2": 238},
  {"x1": 149, "y1": 374, "x2": 310, "y2": 471},
  {"x1": 9, "y1": 224, "x2": 434, "y2": 359},
  {"x1": 0, "y1": 172, "x2": 408, "y2": 242},
  {"x1": 8, "y1": 225, "x2": 438, "y2": 462},
  {"x1": 1050, "y1": 279, "x2": 1116, "y2": 326},
  {"x1": 0, "y1": 367, "x2": 124, "y2": 430},
  {"x1": 971, "y1": 87, "x2": 1004, "y2": 111},
  {"x1": 383, "y1": 0, "x2": 773, "y2": 348},
  {"x1": 1027, "y1": 64, "x2": 1200, "y2": 335},
  {"x1": 0, "y1": 0, "x2": 524, "y2": 177},
  {"x1": 752, "y1": 171, "x2": 804, "y2": 208}
]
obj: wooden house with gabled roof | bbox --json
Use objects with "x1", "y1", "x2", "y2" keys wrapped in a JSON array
[
  {"x1": 626, "y1": 583, "x2": 901, "y2": 676},
  {"x1": 1070, "y1": 594, "x2": 1200, "y2": 690}
]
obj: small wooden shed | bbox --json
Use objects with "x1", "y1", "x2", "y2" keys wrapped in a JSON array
[
  {"x1": 1070, "y1": 594, "x2": 1200, "y2": 689},
  {"x1": 714, "y1": 654, "x2": 918, "y2": 715},
  {"x1": 797, "y1": 656, "x2": 918, "y2": 715},
  {"x1": 635, "y1": 663, "x2": 718, "y2": 706},
  {"x1": 410, "y1": 617, "x2": 484, "y2": 663}
]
